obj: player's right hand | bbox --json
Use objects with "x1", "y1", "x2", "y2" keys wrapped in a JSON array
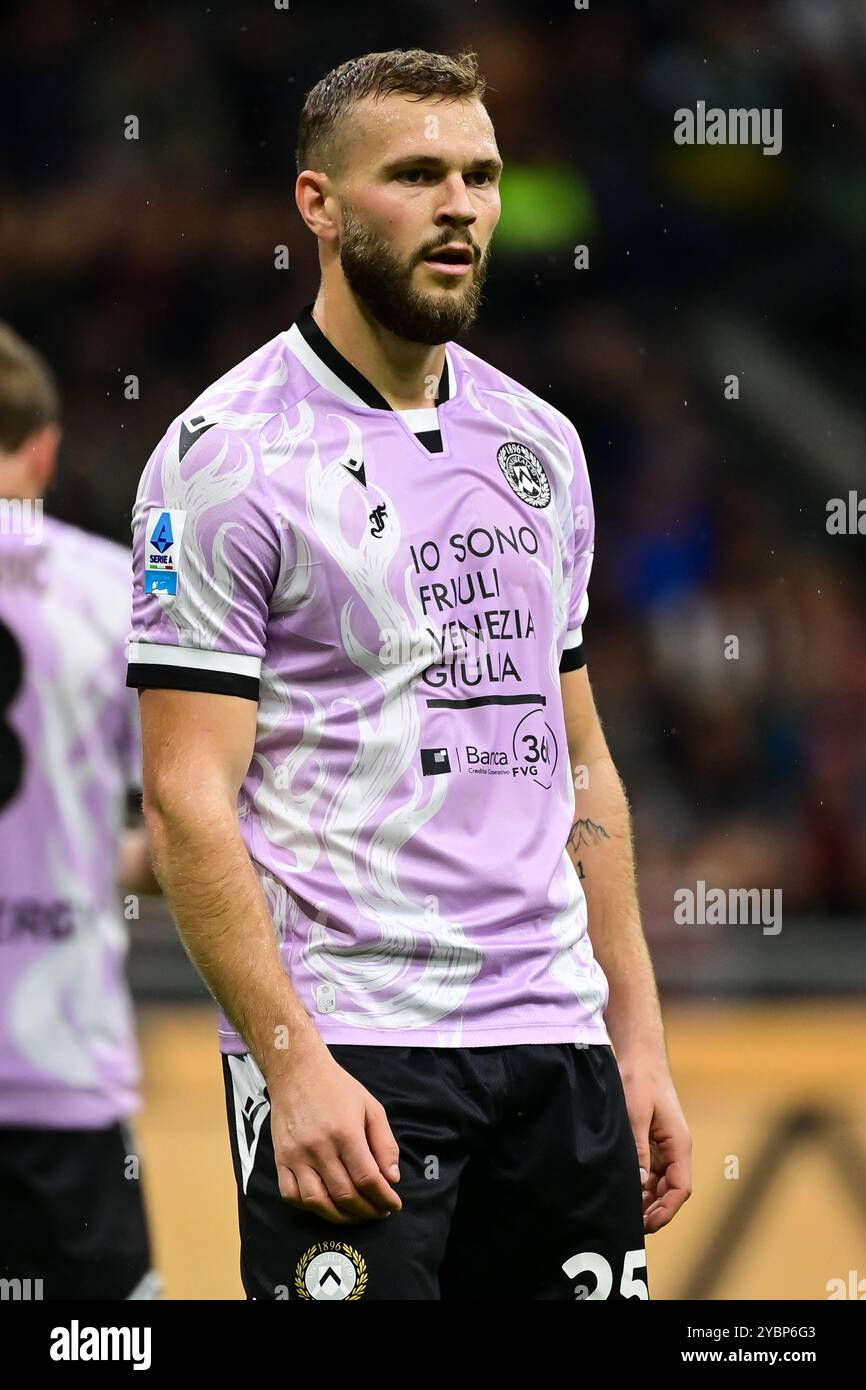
[{"x1": 268, "y1": 1049, "x2": 403, "y2": 1225}]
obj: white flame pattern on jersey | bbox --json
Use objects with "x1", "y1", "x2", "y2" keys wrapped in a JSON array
[
  {"x1": 148, "y1": 430, "x2": 257, "y2": 650},
  {"x1": 290, "y1": 418, "x2": 481, "y2": 1029}
]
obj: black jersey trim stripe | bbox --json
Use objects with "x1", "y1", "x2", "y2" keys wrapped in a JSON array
[
  {"x1": 295, "y1": 303, "x2": 450, "y2": 410},
  {"x1": 415, "y1": 428, "x2": 443, "y2": 453},
  {"x1": 437, "y1": 352, "x2": 452, "y2": 404},
  {"x1": 126, "y1": 664, "x2": 259, "y2": 702},
  {"x1": 559, "y1": 643, "x2": 587, "y2": 673}
]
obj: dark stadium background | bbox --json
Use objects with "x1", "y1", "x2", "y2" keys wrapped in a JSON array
[{"x1": 1, "y1": 0, "x2": 864, "y2": 1298}]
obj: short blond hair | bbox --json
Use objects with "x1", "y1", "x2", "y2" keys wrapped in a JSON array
[{"x1": 296, "y1": 47, "x2": 487, "y2": 177}]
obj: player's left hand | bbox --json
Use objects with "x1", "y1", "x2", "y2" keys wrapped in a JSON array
[{"x1": 617, "y1": 1059, "x2": 692, "y2": 1234}]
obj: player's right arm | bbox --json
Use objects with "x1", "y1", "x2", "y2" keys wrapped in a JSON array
[
  {"x1": 139, "y1": 687, "x2": 401, "y2": 1225},
  {"x1": 129, "y1": 419, "x2": 400, "y2": 1224}
]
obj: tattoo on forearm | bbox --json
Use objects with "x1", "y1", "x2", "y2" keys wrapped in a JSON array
[{"x1": 567, "y1": 818, "x2": 610, "y2": 854}]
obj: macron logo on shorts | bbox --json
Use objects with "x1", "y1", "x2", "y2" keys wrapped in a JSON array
[{"x1": 227, "y1": 1054, "x2": 270, "y2": 1194}]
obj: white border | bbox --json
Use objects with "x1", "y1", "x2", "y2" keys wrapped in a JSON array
[{"x1": 127, "y1": 641, "x2": 261, "y2": 678}]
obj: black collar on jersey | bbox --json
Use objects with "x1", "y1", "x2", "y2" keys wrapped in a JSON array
[{"x1": 295, "y1": 303, "x2": 451, "y2": 411}]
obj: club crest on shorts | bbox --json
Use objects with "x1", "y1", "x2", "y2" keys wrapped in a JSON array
[
  {"x1": 294, "y1": 1242, "x2": 368, "y2": 1300},
  {"x1": 496, "y1": 441, "x2": 551, "y2": 508}
]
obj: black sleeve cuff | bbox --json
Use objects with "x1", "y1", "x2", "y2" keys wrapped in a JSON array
[
  {"x1": 558, "y1": 641, "x2": 587, "y2": 673},
  {"x1": 126, "y1": 664, "x2": 259, "y2": 702}
]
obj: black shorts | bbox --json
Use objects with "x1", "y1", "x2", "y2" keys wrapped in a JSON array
[
  {"x1": 223, "y1": 1042, "x2": 648, "y2": 1301},
  {"x1": 0, "y1": 1120, "x2": 158, "y2": 1300}
]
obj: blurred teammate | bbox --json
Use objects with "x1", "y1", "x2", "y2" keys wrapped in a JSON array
[
  {"x1": 128, "y1": 48, "x2": 691, "y2": 1301},
  {"x1": 0, "y1": 324, "x2": 160, "y2": 1300}
]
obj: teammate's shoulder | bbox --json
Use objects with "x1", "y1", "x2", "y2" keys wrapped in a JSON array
[
  {"x1": 44, "y1": 513, "x2": 131, "y2": 575},
  {"x1": 449, "y1": 341, "x2": 579, "y2": 446},
  {"x1": 39, "y1": 517, "x2": 133, "y2": 638},
  {"x1": 160, "y1": 330, "x2": 312, "y2": 454}
]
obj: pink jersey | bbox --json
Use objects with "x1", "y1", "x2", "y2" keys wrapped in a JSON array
[
  {"x1": 127, "y1": 304, "x2": 609, "y2": 1049},
  {"x1": 0, "y1": 515, "x2": 142, "y2": 1126}
]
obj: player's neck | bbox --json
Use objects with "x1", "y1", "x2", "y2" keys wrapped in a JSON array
[
  {"x1": 0, "y1": 466, "x2": 41, "y2": 504},
  {"x1": 310, "y1": 291, "x2": 446, "y2": 412}
]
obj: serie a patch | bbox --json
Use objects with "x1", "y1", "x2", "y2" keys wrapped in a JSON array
[{"x1": 144, "y1": 508, "x2": 186, "y2": 595}]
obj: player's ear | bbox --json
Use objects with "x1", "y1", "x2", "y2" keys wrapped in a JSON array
[
  {"x1": 30, "y1": 422, "x2": 61, "y2": 500},
  {"x1": 295, "y1": 170, "x2": 339, "y2": 242},
  {"x1": 21, "y1": 423, "x2": 61, "y2": 498}
]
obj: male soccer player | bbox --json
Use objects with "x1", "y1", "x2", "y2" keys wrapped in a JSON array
[
  {"x1": 0, "y1": 324, "x2": 160, "y2": 1299},
  {"x1": 128, "y1": 48, "x2": 691, "y2": 1301}
]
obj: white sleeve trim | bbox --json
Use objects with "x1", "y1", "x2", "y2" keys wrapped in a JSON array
[
  {"x1": 127, "y1": 641, "x2": 262, "y2": 678},
  {"x1": 562, "y1": 627, "x2": 584, "y2": 651}
]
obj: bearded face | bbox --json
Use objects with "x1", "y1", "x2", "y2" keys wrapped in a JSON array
[{"x1": 337, "y1": 201, "x2": 492, "y2": 346}]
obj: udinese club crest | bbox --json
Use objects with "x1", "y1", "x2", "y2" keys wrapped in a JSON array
[
  {"x1": 496, "y1": 441, "x2": 551, "y2": 508},
  {"x1": 294, "y1": 1242, "x2": 368, "y2": 1300}
]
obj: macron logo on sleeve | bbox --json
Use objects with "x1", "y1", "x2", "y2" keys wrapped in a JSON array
[
  {"x1": 179, "y1": 415, "x2": 216, "y2": 461},
  {"x1": 144, "y1": 508, "x2": 187, "y2": 596}
]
